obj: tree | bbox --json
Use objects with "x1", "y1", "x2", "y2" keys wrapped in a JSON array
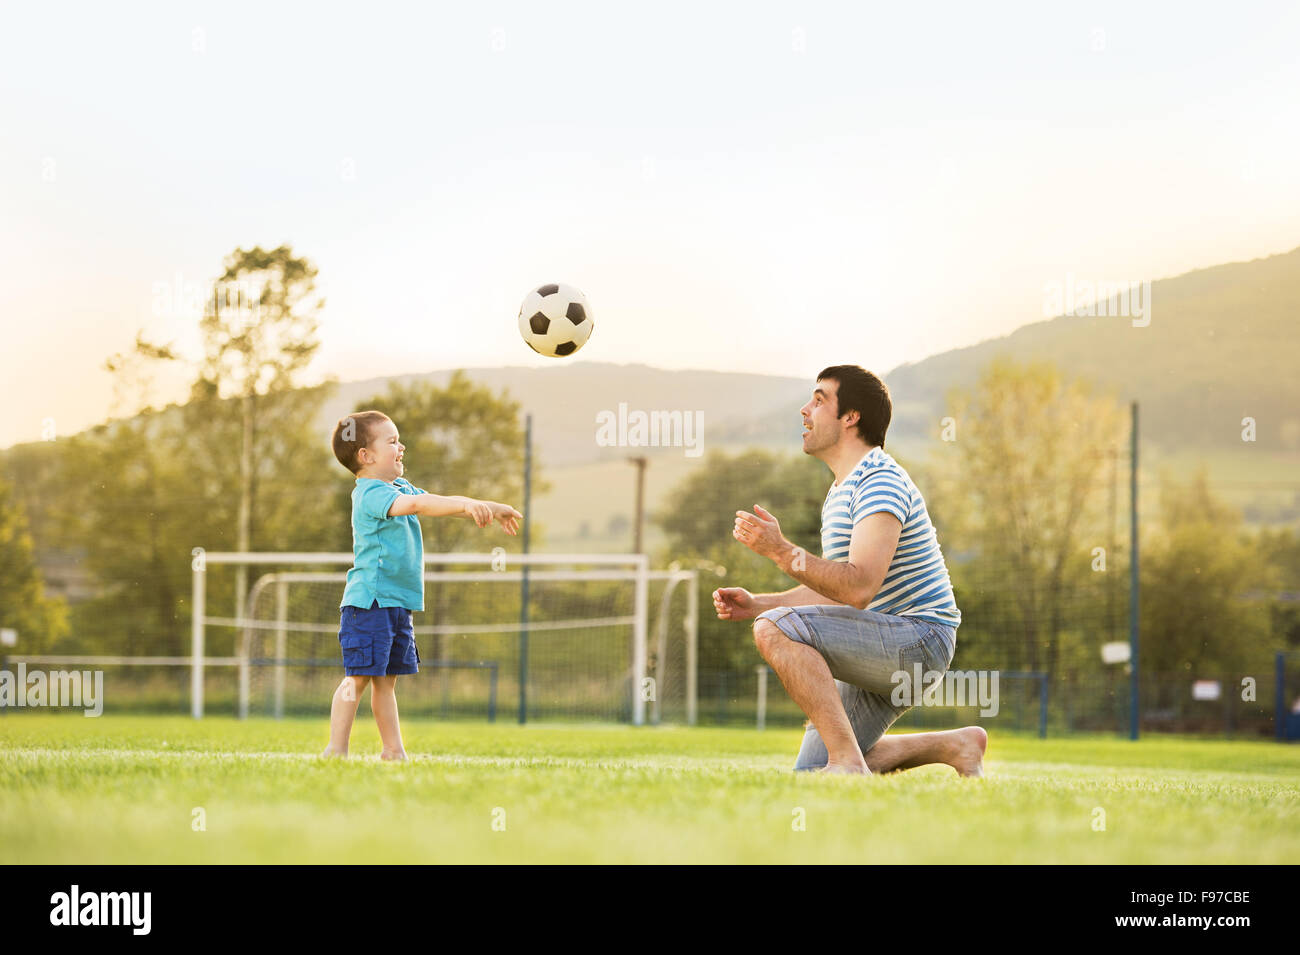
[
  {"x1": 1140, "y1": 468, "x2": 1273, "y2": 676},
  {"x1": 934, "y1": 358, "x2": 1127, "y2": 683},
  {"x1": 55, "y1": 417, "x2": 194, "y2": 655},
  {"x1": 655, "y1": 449, "x2": 826, "y2": 674},
  {"x1": 0, "y1": 475, "x2": 68, "y2": 654},
  {"x1": 1257, "y1": 527, "x2": 1300, "y2": 651},
  {"x1": 80, "y1": 244, "x2": 339, "y2": 654},
  {"x1": 191, "y1": 245, "x2": 327, "y2": 619}
]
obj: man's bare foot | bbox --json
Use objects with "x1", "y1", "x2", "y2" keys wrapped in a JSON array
[
  {"x1": 950, "y1": 726, "x2": 988, "y2": 777},
  {"x1": 320, "y1": 745, "x2": 348, "y2": 758},
  {"x1": 820, "y1": 760, "x2": 871, "y2": 776},
  {"x1": 380, "y1": 749, "x2": 408, "y2": 762}
]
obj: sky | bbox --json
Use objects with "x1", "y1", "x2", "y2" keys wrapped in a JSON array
[{"x1": 2, "y1": 0, "x2": 1299, "y2": 447}]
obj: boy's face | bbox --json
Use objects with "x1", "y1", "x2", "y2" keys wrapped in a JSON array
[{"x1": 359, "y1": 419, "x2": 404, "y2": 481}]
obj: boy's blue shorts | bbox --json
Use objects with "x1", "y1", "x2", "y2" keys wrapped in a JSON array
[{"x1": 338, "y1": 601, "x2": 420, "y2": 676}]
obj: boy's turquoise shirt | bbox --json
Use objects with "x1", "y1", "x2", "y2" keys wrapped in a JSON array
[{"x1": 341, "y1": 476, "x2": 426, "y2": 612}]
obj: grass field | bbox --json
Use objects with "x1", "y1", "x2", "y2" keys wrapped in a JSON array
[{"x1": 2, "y1": 715, "x2": 1297, "y2": 864}]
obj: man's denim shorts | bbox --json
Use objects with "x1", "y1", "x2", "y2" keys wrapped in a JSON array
[
  {"x1": 756, "y1": 604, "x2": 957, "y2": 771},
  {"x1": 338, "y1": 601, "x2": 420, "y2": 677}
]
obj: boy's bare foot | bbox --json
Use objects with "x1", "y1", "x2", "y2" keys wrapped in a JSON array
[
  {"x1": 320, "y1": 745, "x2": 348, "y2": 758},
  {"x1": 950, "y1": 726, "x2": 988, "y2": 777},
  {"x1": 380, "y1": 749, "x2": 408, "y2": 761}
]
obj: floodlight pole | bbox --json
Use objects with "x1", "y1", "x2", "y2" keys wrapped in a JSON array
[
  {"x1": 629, "y1": 456, "x2": 648, "y2": 554},
  {"x1": 1128, "y1": 401, "x2": 1140, "y2": 741},
  {"x1": 518, "y1": 413, "x2": 532, "y2": 725}
]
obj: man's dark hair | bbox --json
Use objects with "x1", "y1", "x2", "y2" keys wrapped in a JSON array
[
  {"x1": 817, "y1": 365, "x2": 891, "y2": 448},
  {"x1": 331, "y1": 410, "x2": 392, "y2": 474}
]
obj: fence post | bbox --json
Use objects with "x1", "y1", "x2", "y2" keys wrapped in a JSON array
[
  {"x1": 1225, "y1": 675, "x2": 1234, "y2": 739},
  {"x1": 191, "y1": 555, "x2": 205, "y2": 719},
  {"x1": 238, "y1": 657, "x2": 249, "y2": 720},
  {"x1": 686, "y1": 572, "x2": 698, "y2": 726},
  {"x1": 1278, "y1": 652, "x2": 1286, "y2": 742},
  {"x1": 273, "y1": 578, "x2": 287, "y2": 719},
  {"x1": 1038, "y1": 674, "x2": 1048, "y2": 739},
  {"x1": 1128, "y1": 400, "x2": 1140, "y2": 741},
  {"x1": 632, "y1": 555, "x2": 649, "y2": 726},
  {"x1": 518, "y1": 413, "x2": 532, "y2": 725}
]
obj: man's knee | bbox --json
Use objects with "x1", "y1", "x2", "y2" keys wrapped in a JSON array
[{"x1": 752, "y1": 616, "x2": 787, "y2": 657}]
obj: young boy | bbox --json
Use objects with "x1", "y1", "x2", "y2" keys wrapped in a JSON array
[{"x1": 323, "y1": 410, "x2": 522, "y2": 760}]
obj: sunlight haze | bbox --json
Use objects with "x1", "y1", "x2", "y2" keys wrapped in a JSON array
[{"x1": 2, "y1": 1, "x2": 1298, "y2": 446}]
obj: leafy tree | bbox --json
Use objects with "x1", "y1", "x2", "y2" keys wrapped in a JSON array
[
  {"x1": 55, "y1": 416, "x2": 193, "y2": 654},
  {"x1": 66, "y1": 244, "x2": 340, "y2": 655},
  {"x1": 1256, "y1": 527, "x2": 1300, "y2": 651},
  {"x1": 932, "y1": 358, "x2": 1127, "y2": 682},
  {"x1": 1140, "y1": 468, "x2": 1274, "y2": 676},
  {"x1": 654, "y1": 449, "x2": 826, "y2": 674},
  {"x1": 0, "y1": 475, "x2": 67, "y2": 654},
  {"x1": 190, "y1": 244, "x2": 327, "y2": 617}
]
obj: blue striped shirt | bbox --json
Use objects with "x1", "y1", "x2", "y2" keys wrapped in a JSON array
[{"x1": 820, "y1": 447, "x2": 961, "y2": 629}]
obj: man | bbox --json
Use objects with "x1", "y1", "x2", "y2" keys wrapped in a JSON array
[{"x1": 713, "y1": 365, "x2": 988, "y2": 775}]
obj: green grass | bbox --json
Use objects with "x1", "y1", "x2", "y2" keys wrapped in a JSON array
[{"x1": 2, "y1": 715, "x2": 1297, "y2": 864}]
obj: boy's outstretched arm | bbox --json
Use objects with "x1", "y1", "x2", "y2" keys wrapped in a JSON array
[
  {"x1": 386, "y1": 492, "x2": 463, "y2": 518},
  {"x1": 388, "y1": 493, "x2": 522, "y2": 534}
]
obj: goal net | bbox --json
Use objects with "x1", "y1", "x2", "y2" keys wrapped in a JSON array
[{"x1": 191, "y1": 551, "x2": 697, "y2": 725}]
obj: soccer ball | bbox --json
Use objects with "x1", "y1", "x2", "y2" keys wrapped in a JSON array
[{"x1": 518, "y1": 283, "x2": 594, "y2": 357}]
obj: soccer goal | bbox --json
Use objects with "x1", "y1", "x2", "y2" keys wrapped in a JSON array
[{"x1": 190, "y1": 550, "x2": 698, "y2": 726}]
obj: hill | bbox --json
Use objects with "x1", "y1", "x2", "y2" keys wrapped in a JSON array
[
  {"x1": 886, "y1": 246, "x2": 1300, "y2": 454},
  {"x1": 323, "y1": 246, "x2": 1300, "y2": 467}
]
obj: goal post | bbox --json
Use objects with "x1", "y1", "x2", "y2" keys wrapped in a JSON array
[{"x1": 190, "y1": 550, "x2": 697, "y2": 726}]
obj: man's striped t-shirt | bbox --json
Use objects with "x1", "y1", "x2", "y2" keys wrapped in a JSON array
[{"x1": 820, "y1": 446, "x2": 961, "y2": 629}]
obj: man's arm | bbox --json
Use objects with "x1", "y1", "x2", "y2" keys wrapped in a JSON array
[
  {"x1": 777, "y1": 512, "x2": 899, "y2": 609},
  {"x1": 736, "y1": 506, "x2": 902, "y2": 611},
  {"x1": 749, "y1": 583, "x2": 839, "y2": 613}
]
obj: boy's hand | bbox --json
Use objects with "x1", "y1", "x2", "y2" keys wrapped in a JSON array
[
  {"x1": 464, "y1": 499, "x2": 523, "y2": 535},
  {"x1": 489, "y1": 502, "x2": 523, "y2": 535},
  {"x1": 464, "y1": 500, "x2": 493, "y2": 528}
]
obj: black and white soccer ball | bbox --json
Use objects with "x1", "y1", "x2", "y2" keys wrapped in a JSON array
[{"x1": 517, "y1": 283, "x2": 594, "y2": 357}]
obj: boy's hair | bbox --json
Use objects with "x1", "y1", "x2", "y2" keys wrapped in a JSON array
[
  {"x1": 817, "y1": 364, "x2": 891, "y2": 448},
  {"x1": 332, "y1": 410, "x2": 392, "y2": 474}
]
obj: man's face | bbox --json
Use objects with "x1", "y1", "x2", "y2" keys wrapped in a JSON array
[
  {"x1": 799, "y1": 378, "x2": 847, "y2": 456},
  {"x1": 361, "y1": 420, "x2": 405, "y2": 480}
]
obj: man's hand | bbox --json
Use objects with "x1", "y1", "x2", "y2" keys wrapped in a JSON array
[
  {"x1": 734, "y1": 504, "x2": 792, "y2": 562},
  {"x1": 713, "y1": 587, "x2": 763, "y2": 621}
]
